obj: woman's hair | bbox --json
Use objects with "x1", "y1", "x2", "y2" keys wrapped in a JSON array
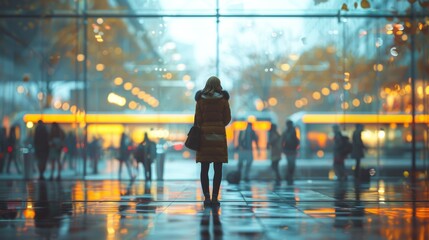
[{"x1": 202, "y1": 76, "x2": 222, "y2": 96}]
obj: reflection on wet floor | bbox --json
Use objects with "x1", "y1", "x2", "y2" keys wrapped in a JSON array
[{"x1": 0, "y1": 179, "x2": 428, "y2": 239}]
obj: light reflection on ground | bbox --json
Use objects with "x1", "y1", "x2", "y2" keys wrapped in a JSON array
[{"x1": 0, "y1": 179, "x2": 427, "y2": 239}]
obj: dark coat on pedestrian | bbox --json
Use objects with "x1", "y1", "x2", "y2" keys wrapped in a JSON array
[
  {"x1": 351, "y1": 129, "x2": 365, "y2": 159},
  {"x1": 195, "y1": 90, "x2": 231, "y2": 163},
  {"x1": 34, "y1": 121, "x2": 50, "y2": 160}
]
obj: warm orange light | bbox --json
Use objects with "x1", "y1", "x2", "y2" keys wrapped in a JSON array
[
  {"x1": 23, "y1": 113, "x2": 195, "y2": 124},
  {"x1": 302, "y1": 114, "x2": 429, "y2": 124}
]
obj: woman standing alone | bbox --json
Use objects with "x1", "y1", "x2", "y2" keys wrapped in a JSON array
[{"x1": 195, "y1": 76, "x2": 231, "y2": 208}]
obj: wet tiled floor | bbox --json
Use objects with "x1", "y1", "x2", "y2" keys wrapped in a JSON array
[{"x1": 0, "y1": 179, "x2": 428, "y2": 239}]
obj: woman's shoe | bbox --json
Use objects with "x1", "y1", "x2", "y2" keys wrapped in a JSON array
[
  {"x1": 211, "y1": 199, "x2": 220, "y2": 207},
  {"x1": 203, "y1": 199, "x2": 212, "y2": 208}
]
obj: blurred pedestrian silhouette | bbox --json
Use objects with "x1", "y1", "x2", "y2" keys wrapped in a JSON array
[
  {"x1": 63, "y1": 131, "x2": 77, "y2": 170},
  {"x1": 34, "y1": 120, "x2": 50, "y2": 180},
  {"x1": 89, "y1": 136, "x2": 102, "y2": 174},
  {"x1": 332, "y1": 124, "x2": 347, "y2": 181},
  {"x1": 267, "y1": 123, "x2": 282, "y2": 186},
  {"x1": 135, "y1": 132, "x2": 156, "y2": 181},
  {"x1": 281, "y1": 120, "x2": 300, "y2": 185},
  {"x1": 0, "y1": 127, "x2": 7, "y2": 173},
  {"x1": 156, "y1": 137, "x2": 167, "y2": 180},
  {"x1": 351, "y1": 124, "x2": 367, "y2": 181},
  {"x1": 237, "y1": 122, "x2": 259, "y2": 182},
  {"x1": 195, "y1": 76, "x2": 231, "y2": 208},
  {"x1": 5, "y1": 125, "x2": 21, "y2": 174},
  {"x1": 48, "y1": 122, "x2": 65, "y2": 180},
  {"x1": 118, "y1": 132, "x2": 135, "y2": 180}
]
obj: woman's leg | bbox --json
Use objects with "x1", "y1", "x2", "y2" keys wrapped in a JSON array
[
  {"x1": 212, "y1": 163, "x2": 223, "y2": 203},
  {"x1": 271, "y1": 160, "x2": 281, "y2": 182},
  {"x1": 200, "y1": 162, "x2": 210, "y2": 200}
]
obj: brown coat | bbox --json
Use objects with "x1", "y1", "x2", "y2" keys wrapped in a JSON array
[{"x1": 195, "y1": 90, "x2": 231, "y2": 163}]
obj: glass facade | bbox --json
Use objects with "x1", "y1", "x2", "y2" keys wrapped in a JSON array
[{"x1": 0, "y1": 0, "x2": 428, "y2": 180}]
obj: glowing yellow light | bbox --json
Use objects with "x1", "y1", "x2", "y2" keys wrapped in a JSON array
[
  {"x1": 386, "y1": 30, "x2": 393, "y2": 35},
  {"x1": 301, "y1": 98, "x2": 308, "y2": 105},
  {"x1": 417, "y1": 104, "x2": 424, "y2": 112},
  {"x1": 330, "y1": 82, "x2": 339, "y2": 91},
  {"x1": 378, "y1": 130, "x2": 385, "y2": 139},
  {"x1": 321, "y1": 88, "x2": 330, "y2": 96},
  {"x1": 403, "y1": 171, "x2": 409, "y2": 178},
  {"x1": 255, "y1": 99, "x2": 264, "y2": 111},
  {"x1": 164, "y1": 72, "x2": 173, "y2": 79},
  {"x1": 316, "y1": 150, "x2": 324, "y2": 158},
  {"x1": 96, "y1": 18, "x2": 104, "y2": 24},
  {"x1": 26, "y1": 121, "x2": 34, "y2": 128},
  {"x1": 377, "y1": 64, "x2": 384, "y2": 72},
  {"x1": 247, "y1": 115, "x2": 257, "y2": 123},
  {"x1": 280, "y1": 63, "x2": 290, "y2": 71},
  {"x1": 352, "y1": 98, "x2": 360, "y2": 107},
  {"x1": 96, "y1": 63, "x2": 105, "y2": 71},
  {"x1": 131, "y1": 87, "x2": 140, "y2": 95},
  {"x1": 401, "y1": 34, "x2": 408, "y2": 41},
  {"x1": 123, "y1": 82, "x2": 133, "y2": 91},
  {"x1": 341, "y1": 102, "x2": 349, "y2": 109},
  {"x1": 114, "y1": 77, "x2": 123, "y2": 85},
  {"x1": 183, "y1": 151, "x2": 191, "y2": 158},
  {"x1": 406, "y1": 134, "x2": 412, "y2": 142},
  {"x1": 138, "y1": 91, "x2": 147, "y2": 99},
  {"x1": 312, "y1": 91, "x2": 321, "y2": 100},
  {"x1": 128, "y1": 101, "x2": 137, "y2": 109},
  {"x1": 54, "y1": 100, "x2": 62, "y2": 109},
  {"x1": 364, "y1": 95, "x2": 373, "y2": 104},
  {"x1": 268, "y1": 97, "x2": 278, "y2": 106},
  {"x1": 62, "y1": 102, "x2": 70, "y2": 111},
  {"x1": 390, "y1": 123, "x2": 397, "y2": 129},
  {"x1": 70, "y1": 105, "x2": 77, "y2": 114},
  {"x1": 425, "y1": 86, "x2": 429, "y2": 95},
  {"x1": 289, "y1": 54, "x2": 299, "y2": 61},
  {"x1": 183, "y1": 75, "x2": 191, "y2": 81},
  {"x1": 295, "y1": 100, "x2": 303, "y2": 108},
  {"x1": 77, "y1": 54, "x2": 85, "y2": 62},
  {"x1": 344, "y1": 82, "x2": 351, "y2": 90},
  {"x1": 107, "y1": 92, "x2": 126, "y2": 107},
  {"x1": 17, "y1": 85, "x2": 25, "y2": 93}
]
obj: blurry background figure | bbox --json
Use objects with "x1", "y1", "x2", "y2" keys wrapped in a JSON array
[
  {"x1": 351, "y1": 124, "x2": 367, "y2": 181},
  {"x1": 88, "y1": 136, "x2": 102, "y2": 174},
  {"x1": 281, "y1": 120, "x2": 300, "y2": 185},
  {"x1": 267, "y1": 123, "x2": 282, "y2": 186},
  {"x1": 5, "y1": 125, "x2": 21, "y2": 174},
  {"x1": 34, "y1": 120, "x2": 50, "y2": 180},
  {"x1": 118, "y1": 132, "x2": 135, "y2": 180},
  {"x1": 63, "y1": 131, "x2": 77, "y2": 171},
  {"x1": 156, "y1": 137, "x2": 167, "y2": 181},
  {"x1": 48, "y1": 122, "x2": 65, "y2": 181},
  {"x1": 332, "y1": 124, "x2": 347, "y2": 182},
  {"x1": 0, "y1": 127, "x2": 7, "y2": 173},
  {"x1": 135, "y1": 132, "x2": 156, "y2": 181},
  {"x1": 237, "y1": 122, "x2": 259, "y2": 182}
]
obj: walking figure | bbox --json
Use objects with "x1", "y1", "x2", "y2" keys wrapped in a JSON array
[
  {"x1": 135, "y1": 132, "x2": 156, "y2": 181},
  {"x1": 332, "y1": 124, "x2": 347, "y2": 181},
  {"x1": 34, "y1": 120, "x2": 50, "y2": 180},
  {"x1": 237, "y1": 122, "x2": 259, "y2": 182},
  {"x1": 351, "y1": 124, "x2": 366, "y2": 181},
  {"x1": 281, "y1": 120, "x2": 300, "y2": 185},
  {"x1": 48, "y1": 122, "x2": 65, "y2": 180},
  {"x1": 118, "y1": 132, "x2": 135, "y2": 180},
  {"x1": 267, "y1": 123, "x2": 282, "y2": 186}
]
